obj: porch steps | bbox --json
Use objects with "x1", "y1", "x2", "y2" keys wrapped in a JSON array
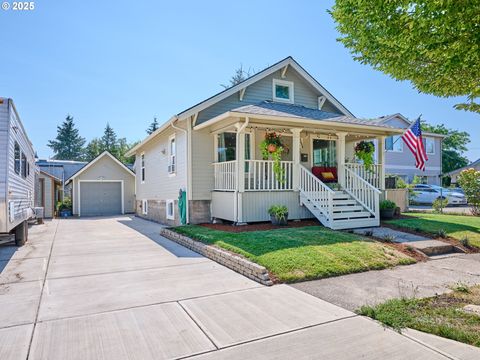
[{"x1": 300, "y1": 190, "x2": 379, "y2": 230}]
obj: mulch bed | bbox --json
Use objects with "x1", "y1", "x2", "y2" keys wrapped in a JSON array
[{"x1": 200, "y1": 219, "x2": 320, "y2": 232}]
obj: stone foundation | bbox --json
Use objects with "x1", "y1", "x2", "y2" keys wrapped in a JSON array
[
  {"x1": 136, "y1": 199, "x2": 211, "y2": 225},
  {"x1": 160, "y1": 228, "x2": 273, "y2": 286}
]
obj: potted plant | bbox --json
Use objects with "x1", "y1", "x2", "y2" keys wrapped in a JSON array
[
  {"x1": 379, "y1": 199, "x2": 396, "y2": 219},
  {"x1": 354, "y1": 140, "x2": 375, "y2": 171},
  {"x1": 268, "y1": 205, "x2": 288, "y2": 226},
  {"x1": 259, "y1": 132, "x2": 289, "y2": 183},
  {"x1": 57, "y1": 197, "x2": 73, "y2": 217}
]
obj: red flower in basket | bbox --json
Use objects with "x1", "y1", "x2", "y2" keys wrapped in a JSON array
[{"x1": 267, "y1": 143, "x2": 277, "y2": 153}]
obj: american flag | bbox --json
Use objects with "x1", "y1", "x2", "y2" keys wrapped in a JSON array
[{"x1": 402, "y1": 118, "x2": 428, "y2": 171}]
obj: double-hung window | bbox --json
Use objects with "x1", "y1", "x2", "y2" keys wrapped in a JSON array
[
  {"x1": 168, "y1": 135, "x2": 176, "y2": 174},
  {"x1": 166, "y1": 199, "x2": 174, "y2": 220},
  {"x1": 423, "y1": 137, "x2": 435, "y2": 155}
]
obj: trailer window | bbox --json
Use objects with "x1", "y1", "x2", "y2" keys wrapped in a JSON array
[
  {"x1": 14, "y1": 142, "x2": 20, "y2": 175},
  {"x1": 21, "y1": 152, "x2": 27, "y2": 178}
]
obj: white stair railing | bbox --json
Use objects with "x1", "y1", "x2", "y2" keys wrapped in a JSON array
[
  {"x1": 343, "y1": 166, "x2": 380, "y2": 218},
  {"x1": 299, "y1": 165, "x2": 335, "y2": 225},
  {"x1": 345, "y1": 163, "x2": 381, "y2": 189}
]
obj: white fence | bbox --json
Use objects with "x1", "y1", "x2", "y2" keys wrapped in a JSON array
[
  {"x1": 213, "y1": 161, "x2": 236, "y2": 191},
  {"x1": 245, "y1": 160, "x2": 293, "y2": 191}
]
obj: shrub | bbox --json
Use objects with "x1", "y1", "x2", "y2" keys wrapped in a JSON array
[
  {"x1": 432, "y1": 198, "x2": 448, "y2": 213},
  {"x1": 457, "y1": 168, "x2": 480, "y2": 216},
  {"x1": 460, "y1": 236, "x2": 470, "y2": 248},
  {"x1": 268, "y1": 205, "x2": 288, "y2": 221},
  {"x1": 435, "y1": 229, "x2": 447, "y2": 238},
  {"x1": 380, "y1": 199, "x2": 396, "y2": 210}
]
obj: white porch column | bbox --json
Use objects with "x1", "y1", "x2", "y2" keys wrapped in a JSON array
[
  {"x1": 377, "y1": 136, "x2": 386, "y2": 190},
  {"x1": 291, "y1": 128, "x2": 302, "y2": 191},
  {"x1": 236, "y1": 128, "x2": 246, "y2": 192},
  {"x1": 336, "y1": 132, "x2": 347, "y2": 187}
]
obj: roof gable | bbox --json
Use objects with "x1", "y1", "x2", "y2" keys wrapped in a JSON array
[
  {"x1": 66, "y1": 151, "x2": 134, "y2": 183},
  {"x1": 179, "y1": 57, "x2": 353, "y2": 122}
]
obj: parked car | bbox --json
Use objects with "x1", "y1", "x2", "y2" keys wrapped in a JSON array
[{"x1": 411, "y1": 184, "x2": 467, "y2": 206}]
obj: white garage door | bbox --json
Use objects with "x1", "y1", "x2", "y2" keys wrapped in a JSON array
[{"x1": 80, "y1": 182, "x2": 122, "y2": 217}]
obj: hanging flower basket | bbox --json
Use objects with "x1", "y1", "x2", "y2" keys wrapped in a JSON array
[
  {"x1": 354, "y1": 141, "x2": 375, "y2": 171},
  {"x1": 259, "y1": 131, "x2": 288, "y2": 182}
]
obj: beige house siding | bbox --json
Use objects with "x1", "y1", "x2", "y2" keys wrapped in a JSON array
[
  {"x1": 72, "y1": 155, "x2": 135, "y2": 215},
  {"x1": 191, "y1": 127, "x2": 214, "y2": 201}
]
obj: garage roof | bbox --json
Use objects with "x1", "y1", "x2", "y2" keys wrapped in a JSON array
[{"x1": 65, "y1": 151, "x2": 135, "y2": 184}]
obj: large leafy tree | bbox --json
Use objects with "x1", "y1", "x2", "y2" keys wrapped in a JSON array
[
  {"x1": 146, "y1": 117, "x2": 159, "y2": 135},
  {"x1": 47, "y1": 115, "x2": 86, "y2": 160},
  {"x1": 117, "y1": 138, "x2": 138, "y2": 164},
  {"x1": 421, "y1": 121, "x2": 470, "y2": 173},
  {"x1": 330, "y1": 1, "x2": 480, "y2": 113}
]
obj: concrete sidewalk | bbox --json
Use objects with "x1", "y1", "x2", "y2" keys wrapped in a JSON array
[{"x1": 0, "y1": 216, "x2": 478, "y2": 359}]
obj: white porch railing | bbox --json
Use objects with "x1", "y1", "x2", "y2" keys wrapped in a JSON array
[
  {"x1": 345, "y1": 163, "x2": 381, "y2": 189},
  {"x1": 343, "y1": 166, "x2": 380, "y2": 217},
  {"x1": 213, "y1": 161, "x2": 237, "y2": 191},
  {"x1": 245, "y1": 160, "x2": 293, "y2": 191},
  {"x1": 299, "y1": 165, "x2": 334, "y2": 225}
]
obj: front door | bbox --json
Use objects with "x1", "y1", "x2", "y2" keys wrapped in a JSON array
[{"x1": 312, "y1": 139, "x2": 336, "y2": 167}]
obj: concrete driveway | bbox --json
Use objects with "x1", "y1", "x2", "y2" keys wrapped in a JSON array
[{"x1": 0, "y1": 216, "x2": 478, "y2": 359}]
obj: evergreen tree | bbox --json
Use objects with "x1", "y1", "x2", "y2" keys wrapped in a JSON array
[
  {"x1": 84, "y1": 138, "x2": 103, "y2": 161},
  {"x1": 221, "y1": 65, "x2": 254, "y2": 89},
  {"x1": 47, "y1": 115, "x2": 86, "y2": 160},
  {"x1": 100, "y1": 123, "x2": 118, "y2": 156},
  {"x1": 146, "y1": 117, "x2": 159, "y2": 135},
  {"x1": 116, "y1": 138, "x2": 136, "y2": 164}
]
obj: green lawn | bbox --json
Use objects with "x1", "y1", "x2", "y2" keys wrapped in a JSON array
[
  {"x1": 173, "y1": 225, "x2": 414, "y2": 282},
  {"x1": 359, "y1": 285, "x2": 480, "y2": 348},
  {"x1": 386, "y1": 213, "x2": 480, "y2": 248}
]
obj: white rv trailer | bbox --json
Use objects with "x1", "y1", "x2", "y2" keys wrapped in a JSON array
[{"x1": 0, "y1": 97, "x2": 35, "y2": 245}]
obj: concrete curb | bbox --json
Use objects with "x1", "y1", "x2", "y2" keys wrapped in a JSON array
[{"x1": 160, "y1": 228, "x2": 273, "y2": 286}]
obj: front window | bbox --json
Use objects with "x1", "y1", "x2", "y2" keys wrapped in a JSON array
[
  {"x1": 14, "y1": 142, "x2": 20, "y2": 175},
  {"x1": 168, "y1": 136, "x2": 176, "y2": 174},
  {"x1": 141, "y1": 153, "x2": 145, "y2": 182},
  {"x1": 423, "y1": 137, "x2": 435, "y2": 154},
  {"x1": 312, "y1": 139, "x2": 336, "y2": 167},
  {"x1": 21, "y1": 152, "x2": 27, "y2": 178},
  {"x1": 217, "y1": 132, "x2": 237, "y2": 162},
  {"x1": 385, "y1": 135, "x2": 403, "y2": 152},
  {"x1": 273, "y1": 79, "x2": 294, "y2": 103}
]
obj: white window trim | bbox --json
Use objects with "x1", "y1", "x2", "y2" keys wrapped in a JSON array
[
  {"x1": 213, "y1": 131, "x2": 254, "y2": 163},
  {"x1": 272, "y1": 79, "x2": 294, "y2": 104},
  {"x1": 385, "y1": 135, "x2": 403, "y2": 153},
  {"x1": 168, "y1": 134, "x2": 176, "y2": 176},
  {"x1": 140, "y1": 152, "x2": 145, "y2": 184},
  {"x1": 166, "y1": 199, "x2": 175, "y2": 220},
  {"x1": 142, "y1": 199, "x2": 148, "y2": 215},
  {"x1": 424, "y1": 137, "x2": 435, "y2": 155}
]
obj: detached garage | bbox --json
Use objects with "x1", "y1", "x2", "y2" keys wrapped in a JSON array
[{"x1": 66, "y1": 151, "x2": 135, "y2": 217}]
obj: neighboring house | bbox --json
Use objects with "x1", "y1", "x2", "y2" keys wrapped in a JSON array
[
  {"x1": 65, "y1": 151, "x2": 135, "y2": 217},
  {"x1": 126, "y1": 56, "x2": 411, "y2": 230},
  {"x1": 0, "y1": 97, "x2": 36, "y2": 244},
  {"x1": 446, "y1": 158, "x2": 480, "y2": 184},
  {"x1": 35, "y1": 171, "x2": 62, "y2": 218},
  {"x1": 36, "y1": 158, "x2": 87, "y2": 198},
  {"x1": 375, "y1": 114, "x2": 445, "y2": 185}
]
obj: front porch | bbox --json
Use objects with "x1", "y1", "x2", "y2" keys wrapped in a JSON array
[{"x1": 199, "y1": 109, "x2": 400, "y2": 230}]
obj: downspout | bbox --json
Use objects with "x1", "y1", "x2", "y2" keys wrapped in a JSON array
[
  {"x1": 170, "y1": 117, "x2": 190, "y2": 224},
  {"x1": 234, "y1": 117, "x2": 249, "y2": 224}
]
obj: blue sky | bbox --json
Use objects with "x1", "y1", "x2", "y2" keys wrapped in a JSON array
[{"x1": 1, "y1": 0, "x2": 478, "y2": 161}]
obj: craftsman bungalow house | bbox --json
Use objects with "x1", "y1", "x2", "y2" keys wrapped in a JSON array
[{"x1": 127, "y1": 57, "x2": 409, "y2": 230}]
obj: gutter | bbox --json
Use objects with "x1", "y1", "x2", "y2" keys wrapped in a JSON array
[{"x1": 170, "y1": 117, "x2": 190, "y2": 224}]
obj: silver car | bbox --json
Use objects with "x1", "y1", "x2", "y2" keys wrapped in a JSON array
[{"x1": 411, "y1": 184, "x2": 467, "y2": 206}]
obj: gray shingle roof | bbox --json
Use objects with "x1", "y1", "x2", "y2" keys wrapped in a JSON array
[{"x1": 231, "y1": 101, "x2": 398, "y2": 129}]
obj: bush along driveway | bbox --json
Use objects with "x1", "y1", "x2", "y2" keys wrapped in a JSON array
[
  {"x1": 359, "y1": 285, "x2": 480, "y2": 348},
  {"x1": 172, "y1": 225, "x2": 415, "y2": 283},
  {"x1": 386, "y1": 213, "x2": 480, "y2": 248}
]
